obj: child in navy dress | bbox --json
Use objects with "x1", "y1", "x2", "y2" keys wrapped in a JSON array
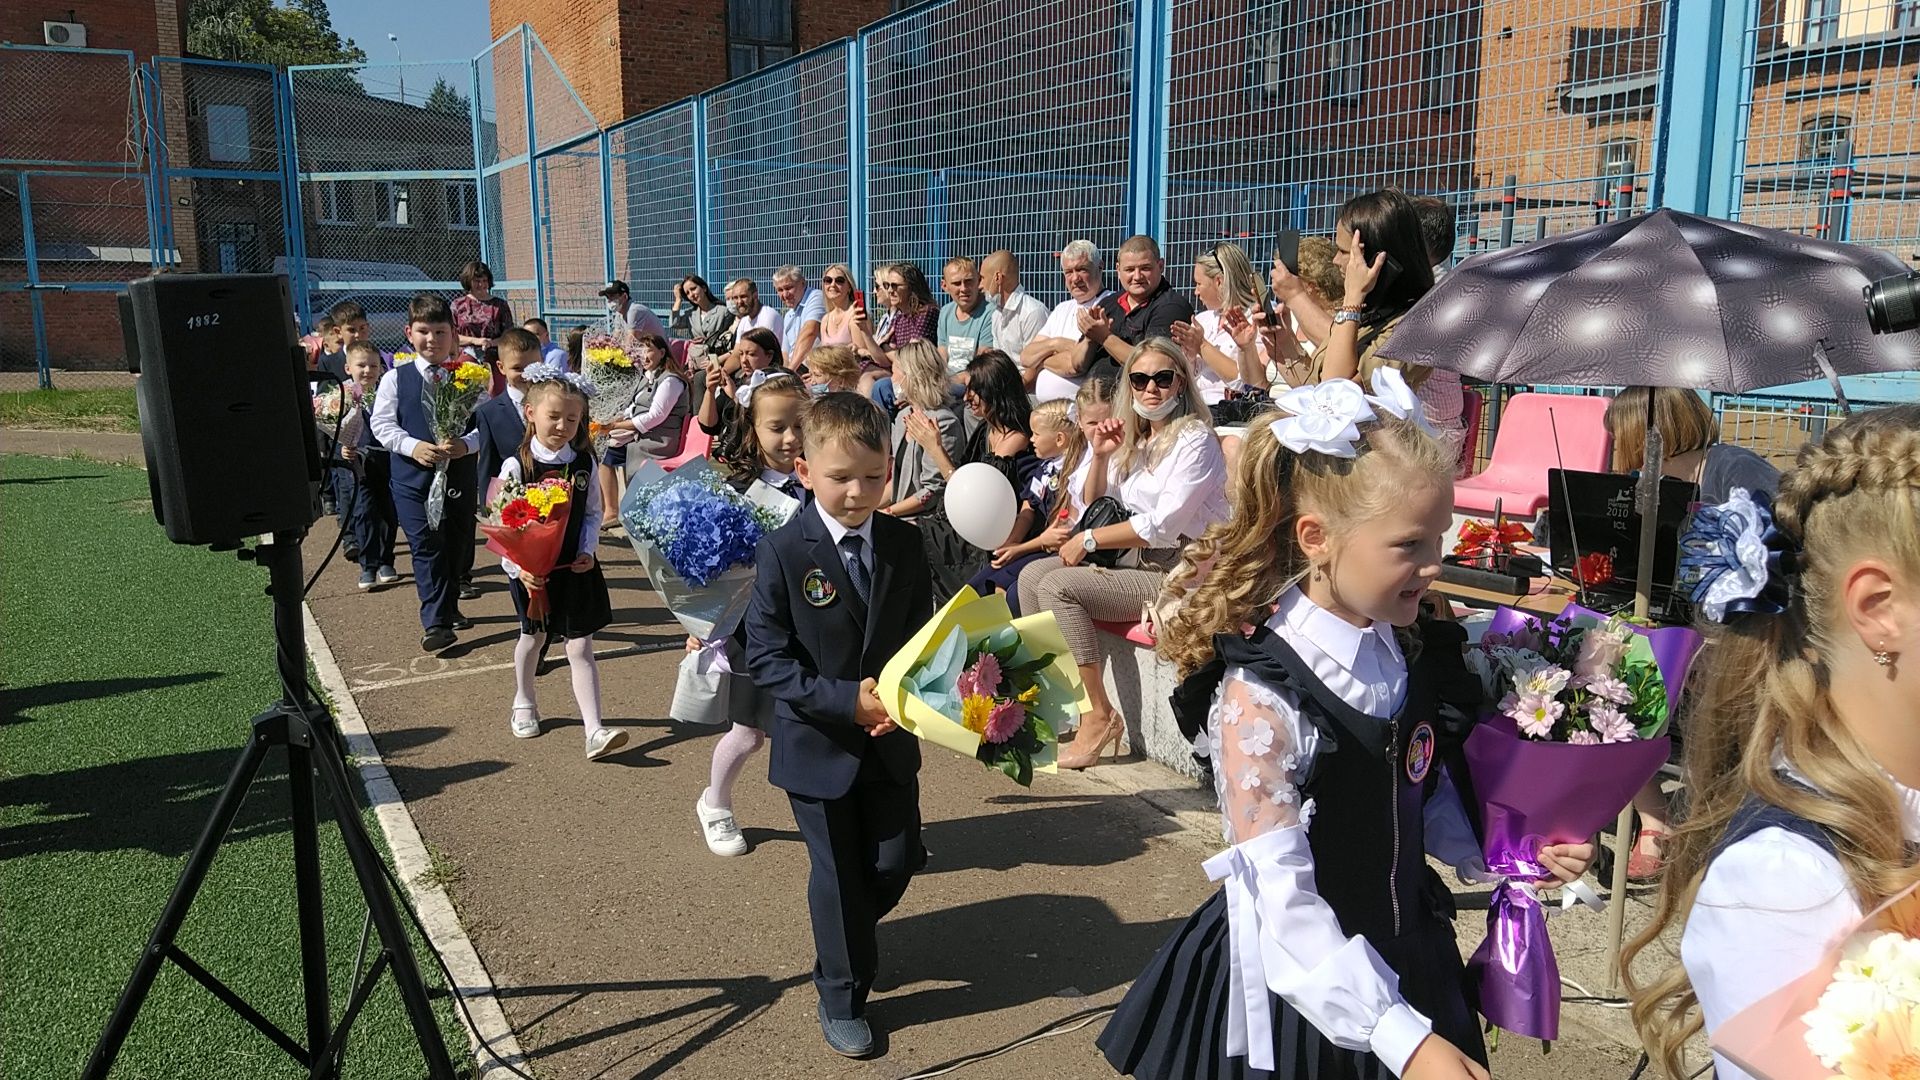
[
  {"x1": 1099, "y1": 396, "x2": 1592, "y2": 1080},
  {"x1": 693, "y1": 371, "x2": 810, "y2": 856},
  {"x1": 337, "y1": 342, "x2": 396, "y2": 589},
  {"x1": 498, "y1": 365, "x2": 630, "y2": 761}
]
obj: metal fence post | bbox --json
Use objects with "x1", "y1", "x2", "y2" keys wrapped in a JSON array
[
  {"x1": 471, "y1": 57, "x2": 490, "y2": 267},
  {"x1": 692, "y1": 95, "x2": 711, "y2": 280},
  {"x1": 522, "y1": 29, "x2": 547, "y2": 314},
  {"x1": 18, "y1": 174, "x2": 51, "y2": 387},
  {"x1": 1126, "y1": 0, "x2": 1171, "y2": 239},
  {"x1": 1651, "y1": 0, "x2": 1752, "y2": 216},
  {"x1": 847, "y1": 35, "x2": 868, "y2": 284},
  {"x1": 599, "y1": 130, "x2": 616, "y2": 283},
  {"x1": 276, "y1": 68, "x2": 311, "y2": 325}
]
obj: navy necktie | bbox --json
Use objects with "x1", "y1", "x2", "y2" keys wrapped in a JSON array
[{"x1": 838, "y1": 534, "x2": 871, "y2": 604}]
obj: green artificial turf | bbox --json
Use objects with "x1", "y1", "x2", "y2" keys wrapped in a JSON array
[
  {"x1": 0, "y1": 454, "x2": 472, "y2": 1078},
  {"x1": 0, "y1": 388, "x2": 141, "y2": 433}
]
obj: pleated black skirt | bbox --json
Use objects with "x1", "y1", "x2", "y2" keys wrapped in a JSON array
[
  {"x1": 507, "y1": 564, "x2": 612, "y2": 639},
  {"x1": 1097, "y1": 890, "x2": 1485, "y2": 1080}
]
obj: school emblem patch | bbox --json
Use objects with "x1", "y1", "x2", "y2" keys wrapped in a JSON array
[
  {"x1": 1405, "y1": 722, "x2": 1436, "y2": 784},
  {"x1": 802, "y1": 568, "x2": 837, "y2": 607}
]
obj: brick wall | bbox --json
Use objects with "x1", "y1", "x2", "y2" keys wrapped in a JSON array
[{"x1": 491, "y1": 0, "x2": 890, "y2": 126}]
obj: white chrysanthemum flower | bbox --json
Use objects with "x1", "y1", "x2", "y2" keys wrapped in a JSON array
[{"x1": 1803, "y1": 970, "x2": 1900, "y2": 1067}]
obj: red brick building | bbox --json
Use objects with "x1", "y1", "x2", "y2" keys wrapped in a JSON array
[{"x1": 491, "y1": 0, "x2": 894, "y2": 127}]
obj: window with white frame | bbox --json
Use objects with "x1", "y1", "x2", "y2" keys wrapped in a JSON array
[
  {"x1": 1800, "y1": 114, "x2": 1852, "y2": 161},
  {"x1": 1897, "y1": 0, "x2": 1918, "y2": 29},
  {"x1": 1803, "y1": 0, "x2": 1841, "y2": 43},
  {"x1": 204, "y1": 104, "x2": 249, "y2": 164},
  {"x1": 1599, "y1": 138, "x2": 1639, "y2": 180},
  {"x1": 378, "y1": 181, "x2": 411, "y2": 228},
  {"x1": 727, "y1": 0, "x2": 795, "y2": 79},
  {"x1": 1325, "y1": 6, "x2": 1366, "y2": 105},
  {"x1": 1247, "y1": 0, "x2": 1289, "y2": 99},
  {"x1": 314, "y1": 180, "x2": 350, "y2": 225},
  {"x1": 445, "y1": 180, "x2": 479, "y2": 230},
  {"x1": 1422, "y1": 11, "x2": 1465, "y2": 110}
]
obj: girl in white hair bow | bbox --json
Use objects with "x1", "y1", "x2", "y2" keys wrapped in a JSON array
[{"x1": 1101, "y1": 370, "x2": 1593, "y2": 1080}]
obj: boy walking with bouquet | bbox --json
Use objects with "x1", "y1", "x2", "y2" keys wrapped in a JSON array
[
  {"x1": 746, "y1": 392, "x2": 935, "y2": 1059},
  {"x1": 371, "y1": 293, "x2": 490, "y2": 652}
]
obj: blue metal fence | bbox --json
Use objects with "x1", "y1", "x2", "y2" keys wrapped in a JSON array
[{"x1": 5, "y1": 8, "x2": 1917, "y2": 389}]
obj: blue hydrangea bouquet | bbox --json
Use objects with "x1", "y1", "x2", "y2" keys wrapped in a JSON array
[{"x1": 620, "y1": 457, "x2": 799, "y2": 640}]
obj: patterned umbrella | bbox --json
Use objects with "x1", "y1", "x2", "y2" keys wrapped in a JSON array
[{"x1": 1379, "y1": 209, "x2": 1920, "y2": 393}]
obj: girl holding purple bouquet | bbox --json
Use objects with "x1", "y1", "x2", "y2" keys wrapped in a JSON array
[
  {"x1": 692, "y1": 372, "x2": 810, "y2": 857},
  {"x1": 1099, "y1": 374, "x2": 1594, "y2": 1080}
]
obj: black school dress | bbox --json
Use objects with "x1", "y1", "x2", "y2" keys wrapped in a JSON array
[
  {"x1": 504, "y1": 448, "x2": 613, "y2": 639},
  {"x1": 1098, "y1": 619, "x2": 1486, "y2": 1080}
]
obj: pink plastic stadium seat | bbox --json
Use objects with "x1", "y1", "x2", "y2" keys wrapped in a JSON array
[
  {"x1": 668, "y1": 338, "x2": 691, "y2": 368},
  {"x1": 1452, "y1": 392, "x2": 1613, "y2": 518},
  {"x1": 657, "y1": 419, "x2": 711, "y2": 472}
]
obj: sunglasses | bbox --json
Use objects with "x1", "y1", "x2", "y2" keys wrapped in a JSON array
[
  {"x1": 822, "y1": 274, "x2": 850, "y2": 284},
  {"x1": 1129, "y1": 370, "x2": 1178, "y2": 390},
  {"x1": 876, "y1": 281, "x2": 900, "y2": 290}
]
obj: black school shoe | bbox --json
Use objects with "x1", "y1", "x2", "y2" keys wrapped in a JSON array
[
  {"x1": 421, "y1": 625, "x2": 456, "y2": 652},
  {"x1": 449, "y1": 612, "x2": 474, "y2": 631},
  {"x1": 457, "y1": 580, "x2": 481, "y2": 601},
  {"x1": 816, "y1": 1001, "x2": 874, "y2": 1058}
]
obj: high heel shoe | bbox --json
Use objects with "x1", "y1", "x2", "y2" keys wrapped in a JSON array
[{"x1": 1058, "y1": 715, "x2": 1124, "y2": 769}]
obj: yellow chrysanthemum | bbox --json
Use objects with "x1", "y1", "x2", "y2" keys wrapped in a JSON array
[
  {"x1": 1838, "y1": 1003, "x2": 1920, "y2": 1079},
  {"x1": 524, "y1": 483, "x2": 568, "y2": 516},
  {"x1": 1017, "y1": 684, "x2": 1039, "y2": 705},
  {"x1": 961, "y1": 693, "x2": 993, "y2": 736},
  {"x1": 450, "y1": 361, "x2": 490, "y2": 392},
  {"x1": 585, "y1": 346, "x2": 632, "y2": 369}
]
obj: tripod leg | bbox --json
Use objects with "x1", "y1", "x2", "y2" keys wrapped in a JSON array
[
  {"x1": 308, "y1": 730, "x2": 459, "y2": 1079},
  {"x1": 286, "y1": 742, "x2": 334, "y2": 1079},
  {"x1": 82, "y1": 728, "x2": 276, "y2": 1080}
]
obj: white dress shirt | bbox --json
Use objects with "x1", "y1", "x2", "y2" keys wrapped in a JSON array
[
  {"x1": 734, "y1": 303, "x2": 784, "y2": 343},
  {"x1": 1109, "y1": 422, "x2": 1230, "y2": 548},
  {"x1": 495, "y1": 440, "x2": 603, "y2": 578},
  {"x1": 760, "y1": 467, "x2": 802, "y2": 501},
  {"x1": 370, "y1": 356, "x2": 483, "y2": 460},
  {"x1": 1198, "y1": 587, "x2": 1485, "y2": 1076},
  {"x1": 1033, "y1": 291, "x2": 1116, "y2": 402},
  {"x1": 1685, "y1": 762, "x2": 1920, "y2": 1080},
  {"x1": 990, "y1": 287, "x2": 1049, "y2": 361},
  {"x1": 629, "y1": 370, "x2": 686, "y2": 434},
  {"x1": 814, "y1": 499, "x2": 873, "y2": 581},
  {"x1": 1190, "y1": 309, "x2": 1244, "y2": 405}
]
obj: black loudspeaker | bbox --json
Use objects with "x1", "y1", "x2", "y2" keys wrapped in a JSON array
[{"x1": 127, "y1": 273, "x2": 321, "y2": 546}]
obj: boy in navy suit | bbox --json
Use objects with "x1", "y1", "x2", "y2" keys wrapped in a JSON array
[
  {"x1": 370, "y1": 294, "x2": 480, "y2": 652},
  {"x1": 746, "y1": 392, "x2": 934, "y2": 1059},
  {"x1": 472, "y1": 328, "x2": 543, "y2": 493}
]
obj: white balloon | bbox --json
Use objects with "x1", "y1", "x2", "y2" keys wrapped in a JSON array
[{"x1": 943, "y1": 462, "x2": 1019, "y2": 551}]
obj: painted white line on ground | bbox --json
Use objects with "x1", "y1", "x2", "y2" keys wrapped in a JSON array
[
  {"x1": 347, "y1": 639, "x2": 682, "y2": 694},
  {"x1": 304, "y1": 604, "x2": 530, "y2": 1080}
]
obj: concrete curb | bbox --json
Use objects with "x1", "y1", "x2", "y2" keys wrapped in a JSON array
[{"x1": 303, "y1": 604, "x2": 531, "y2": 1079}]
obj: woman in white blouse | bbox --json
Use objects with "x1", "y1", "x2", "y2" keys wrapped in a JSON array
[
  {"x1": 1625, "y1": 407, "x2": 1920, "y2": 1080},
  {"x1": 1169, "y1": 242, "x2": 1270, "y2": 407},
  {"x1": 1016, "y1": 338, "x2": 1228, "y2": 769}
]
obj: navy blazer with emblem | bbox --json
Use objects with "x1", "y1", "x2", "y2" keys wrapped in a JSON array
[
  {"x1": 472, "y1": 390, "x2": 526, "y2": 499},
  {"x1": 746, "y1": 503, "x2": 934, "y2": 801}
]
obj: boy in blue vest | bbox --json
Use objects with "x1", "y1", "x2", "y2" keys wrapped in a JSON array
[
  {"x1": 746, "y1": 392, "x2": 934, "y2": 1059},
  {"x1": 472, "y1": 328, "x2": 542, "y2": 493},
  {"x1": 370, "y1": 294, "x2": 481, "y2": 652}
]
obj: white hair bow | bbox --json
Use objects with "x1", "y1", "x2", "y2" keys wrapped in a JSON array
[
  {"x1": 733, "y1": 368, "x2": 794, "y2": 407},
  {"x1": 1269, "y1": 379, "x2": 1376, "y2": 458},
  {"x1": 523, "y1": 361, "x2": 597, "y2": 399},
  {"x1": 1364, "y1": 366, "x2": 1437, "y2": 435}
]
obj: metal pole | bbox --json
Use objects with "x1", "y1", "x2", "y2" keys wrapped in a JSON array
[
  {"x1": 1608, "y1": 416, "x2": 1665, "y2": 989},
  {"x1": 847, "y1": 37, "x2": 868, "y2": 283},
  {"x1": 522, "y1": 30, "x2": 545, "y2": 314},
  {"x1": 1499, "y1": 174, "x2": 1517, "y2": 248},
  {"x1": 692, "y1": 96, "x2": 711, "y2": 283},
  {"x1": 470, "y1": 56, "x2": 490, "y2": 266}
]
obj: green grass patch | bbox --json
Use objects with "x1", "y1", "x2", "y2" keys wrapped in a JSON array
[
  {"x1": 0, "y1": 388, "x2": 141, "y2": 433},
  {"x1": 0, "y1": 455, "x2": 472, "y2": 1078}
]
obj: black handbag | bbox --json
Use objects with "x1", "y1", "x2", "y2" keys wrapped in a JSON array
[{"x1": 1071, "y1": 495, "x2": 1132, "y2": 568}]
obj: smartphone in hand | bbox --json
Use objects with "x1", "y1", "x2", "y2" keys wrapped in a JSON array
[{"x1": 1274, "y1": 228, "x2": 1301, "y2": 275}]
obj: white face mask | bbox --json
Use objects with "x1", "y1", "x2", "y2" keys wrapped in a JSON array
[
  {"x1": 1133, "y1": 394, "x2": 1181, "y2": 421},
  {"x1": 728, "y1": 301, "x2": 747, "y2": 317},
  {"x1": 605, "y1": 300, "x2": 621, "y2": 315}
]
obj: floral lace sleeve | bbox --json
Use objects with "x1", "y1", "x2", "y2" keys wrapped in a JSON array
[{"x1": 1208, "y1": 669, "x2": 1320, "y2": 845}]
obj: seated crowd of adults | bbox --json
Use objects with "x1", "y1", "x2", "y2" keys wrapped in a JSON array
[{"x1": 623, "y1": 188, "x2": 1470, "y2": 769}]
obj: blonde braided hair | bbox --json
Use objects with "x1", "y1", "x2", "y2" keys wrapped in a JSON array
[{"x1": 1627, "y1": 404, "x2": 1920, "y2": 1077}]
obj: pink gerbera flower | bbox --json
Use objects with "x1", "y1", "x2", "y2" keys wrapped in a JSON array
[
  {"x1": 957, "y1": 652, "x2": 1003, "y2": 700},
  {"x1": 984, "y1": 699, "x2": 1026, "y2": 744}
]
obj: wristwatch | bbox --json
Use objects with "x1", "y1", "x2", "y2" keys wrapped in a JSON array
[
  {"x1": 1333, "y1": 306, "x2": 1367, "y2": 326},
  {"x1": 1081, "y1": 532, "x2": 1099, "y2": 554}
]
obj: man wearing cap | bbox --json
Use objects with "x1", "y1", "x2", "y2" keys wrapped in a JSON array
[{"x1": 598, "y1": 280, "x2": 667, "y2": 339}]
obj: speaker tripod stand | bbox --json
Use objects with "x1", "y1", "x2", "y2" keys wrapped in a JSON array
[{"x1": 83, "y1": 530, "x2": 457, "y2": 1080}]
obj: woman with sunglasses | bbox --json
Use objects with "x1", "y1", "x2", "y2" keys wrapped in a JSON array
[{"x1": 1016, "y1": 339, "x2": 1228, "y2": 768}]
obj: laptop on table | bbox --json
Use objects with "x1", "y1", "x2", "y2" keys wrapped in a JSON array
[{"x1": 1545, "y1": 469, "x2": 1700, "y2": 612}]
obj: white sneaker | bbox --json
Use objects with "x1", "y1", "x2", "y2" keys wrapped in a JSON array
[
  {"x1": 585, "y1": 727, "x2": 629, "y2": 761},
  {"x1": 510, "y1": 706, "x2": 541, "y2": 739},
  {"x1": 695, "y1": 797, "x2": 748, "y2": 857}
]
